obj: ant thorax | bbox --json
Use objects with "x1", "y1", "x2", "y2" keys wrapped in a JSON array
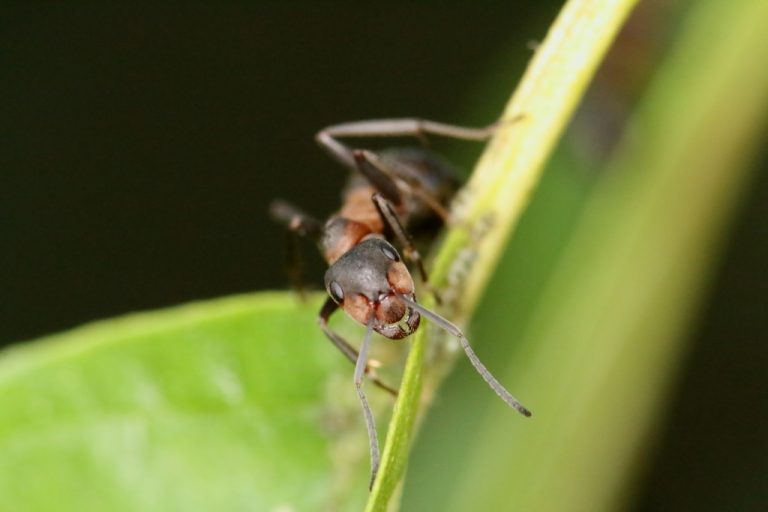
[
  {"x1": 338, "y1": 182, "x2": 386, "y2": 234},
  {"x1": 320, "y1": 217, "x2": 372, "y2": 265}
]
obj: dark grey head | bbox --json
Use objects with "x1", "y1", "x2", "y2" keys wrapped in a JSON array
[{"x1": 324, "y1": 237, "x2": 420, "y2": 339}]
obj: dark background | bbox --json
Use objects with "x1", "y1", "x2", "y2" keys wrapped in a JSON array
[{"x1": 2, "y1": 3, "x2": 766, "y2": 510}]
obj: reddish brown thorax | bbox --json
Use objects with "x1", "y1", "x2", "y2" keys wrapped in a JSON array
[
  {"x1": 321, "y1": 217, "x2": 371, "y2": 264},
  {"x1": 337, "y1": 185, "x2": 384, "y2": 234}
]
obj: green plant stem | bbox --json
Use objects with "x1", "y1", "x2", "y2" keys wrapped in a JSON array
[
  {"x1": 437, "y1": 0, "x2": 638, "y2": 318},
  {"x1": 365, "y1": 1, "x2": 638, "y2": 510}
]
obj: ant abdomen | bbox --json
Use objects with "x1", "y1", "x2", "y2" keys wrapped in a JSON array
[{"x1": 377, "y1": 147, "x2": 458, "y2": 203}]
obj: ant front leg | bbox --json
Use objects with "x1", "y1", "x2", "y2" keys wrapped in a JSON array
[
  {"x1": 318, "y1": 297, "x2": 398, "y2": 397},
  {"x1": 370, "y1": 193, "x2": 430, "y2": 286},
  {"x1": 370, "y1": 192, "x2": 444, "y2": 304}
]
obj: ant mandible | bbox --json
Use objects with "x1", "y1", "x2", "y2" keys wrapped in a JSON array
[{"x1": 270, "y1": 118, "x2": 531, "y2": 489}]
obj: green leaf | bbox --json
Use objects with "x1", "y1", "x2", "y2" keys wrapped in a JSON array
[{"x1": 0, "y1": 293, "x2": 374, "y2": 511}]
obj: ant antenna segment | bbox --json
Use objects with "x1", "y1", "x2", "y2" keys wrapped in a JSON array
[{"x1": 398, "y1": 294, "x2": 531, "y2": 417}]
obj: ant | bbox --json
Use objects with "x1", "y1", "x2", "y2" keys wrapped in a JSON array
[{"x1": 270, "y1": 118, "x2": 531, "y2": 489}]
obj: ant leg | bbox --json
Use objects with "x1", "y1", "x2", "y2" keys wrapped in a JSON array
[
  {"x1": 281, "y1": 229, "x2": 308, "y2": 298},
  {"x1": 351, "y1": 150, "x2": 403, "y2": 206},
  {"x1": 370, "y1": 193, "x2": 429, "y2": 286},
  {"x1": 269, "y1": 199, "x2": 323, "y2": 240},
  {"x1": 318, "y1": 298, "x2": 399, "y2": 397},
  {"x1": 355, "y1": 149, "x2": 452, "y2": 223},
  {"x1": 316, "y1": 118, "x2": 498, "y2": 172},
  {"x1": 270, "y1": 200, "x2": 324, "y2": 295}
]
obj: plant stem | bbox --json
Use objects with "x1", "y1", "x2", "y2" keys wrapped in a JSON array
[{"x1": 365, "y1": 1, "x2": 639, "y2": 510}]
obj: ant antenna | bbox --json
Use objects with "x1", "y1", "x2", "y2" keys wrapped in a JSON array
[
  {"x1": 355, "y1": 317, "x2": 380, "y2": 489},
  {"x1": 398, "y1": 294, "x2": 532, "y2": 417}
]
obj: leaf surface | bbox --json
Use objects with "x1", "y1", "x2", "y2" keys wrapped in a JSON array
[{"x1": 0, "y1": 293, "x2": 372, "y2": 512}]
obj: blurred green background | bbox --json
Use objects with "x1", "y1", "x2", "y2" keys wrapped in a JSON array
[{"x1": 2, "y1": 2, "x2": 766, "y2": 510}]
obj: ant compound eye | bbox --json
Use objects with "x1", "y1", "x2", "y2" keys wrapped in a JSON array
[
  {"x1": 328, "y1": 281, "x2": 345, "y2": 302},
  {"x1": 381, "y1": 244, "x2": 399, "y2": 261}
]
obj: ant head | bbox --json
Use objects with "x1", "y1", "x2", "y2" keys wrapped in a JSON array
[{"x1": 324, "y1": 237, "x2": 420, "y2": 339}]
